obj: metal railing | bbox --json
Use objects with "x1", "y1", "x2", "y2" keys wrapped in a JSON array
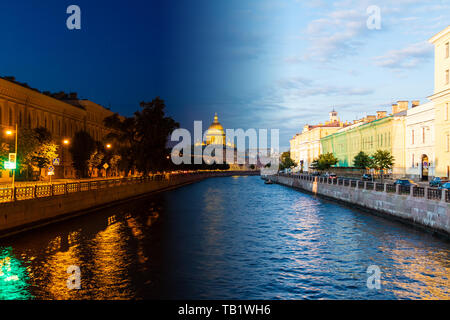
[
  {"x1": 413, "y1": 187, "x2": 425, "y2": 198},
  {"x1": 427, "y1": 188, "x2": 441, "y2": 201},
  {"x1": 276, "y1": 172, "x2": 449, "y2": 203},
  {"x1": 386, "y1": 184, "x2": 396, "y2": 193},
  {"x1": 0, "y1": 171, "x2": 254, "y2": 203}
]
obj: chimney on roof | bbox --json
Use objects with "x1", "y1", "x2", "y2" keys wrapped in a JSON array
[
  {"x1": 365, "y1": 115, "x2": 376, "y2": 122},
  {"x1": 376, "y1": 111, "x2": 387, "y2": 119},
  {"x1": 69, "y1": 92, "x2": 78, "y2": 99},
  {"x1": 4, "y1": 76, "x2": 16, "y2": 82},
  {"x1": 411, "y1": 100, "x2": 420, "y2": 108},
  {"x1": 392, "y1": 100, "x2": 408, "y2": 114}
]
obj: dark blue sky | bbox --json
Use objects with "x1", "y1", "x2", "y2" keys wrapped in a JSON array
[{"x1": 0, "y1": 1, "x2": 448, "y2": 148}]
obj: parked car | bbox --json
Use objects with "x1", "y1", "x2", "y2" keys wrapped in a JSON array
[
  {"x1": 323, "y1": 172, "x2": 337, "y2": 179},
  {"x1": 362, "y1": 173, "x2": 373, "y2": 181},
  {"x1": 438, "y1": 182, "x2": 450, "y2": 190},
  {"x1": 429, "y1": 177, "x2": 449, "y2": 187},
  {"x1": 393, "y1": 179, "x2": 418, "y2": 187}
]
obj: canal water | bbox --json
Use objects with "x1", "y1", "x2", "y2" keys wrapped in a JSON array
[{"x1": 0, "y1": 176, "x2": 449, "y2": 300}]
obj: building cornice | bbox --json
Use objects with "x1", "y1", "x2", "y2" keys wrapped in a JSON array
[
  {"x1": 428, "y1": 87, "x2": 450, "y2": 101},
  {"x1": 429, "y1": 25, "x2": 450, "y2": 44}
]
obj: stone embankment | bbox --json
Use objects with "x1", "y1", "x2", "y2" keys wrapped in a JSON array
[
  {"x1": 0, "y1": 171, "x2": 259, "y2": 238},
  {"x1": 264, "y1": 173, "x2": 450, "y2": 237}
]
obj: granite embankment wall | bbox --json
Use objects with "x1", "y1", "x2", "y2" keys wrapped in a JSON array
[
  {"x1": 267, "y1": 174, "x2": 450, "y2": 237},
  {"x1": 0, "y1": 171, "x2": 258, "y2": 238}
]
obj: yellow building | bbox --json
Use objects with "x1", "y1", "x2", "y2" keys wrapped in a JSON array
[
  {"x1": 0, "y1": 76, "x2": 115, "y2": 181},
  {"x1": 321, "y1": 104, "x2": 407, "y2": 177},
  {"x1": 290, "y1": 110, "x2": 345, "y2": 172},
  {"x1": 429, "y1": 26, "x2": 450, "y2": 178}
]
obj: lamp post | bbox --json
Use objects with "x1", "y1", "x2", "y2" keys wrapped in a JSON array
[
  {"x1": 5, "y1": 124, "x2": 18, "y2": 189},
  {"x1": 62, "y1": 139, "x2": 70, "y2": 178}
]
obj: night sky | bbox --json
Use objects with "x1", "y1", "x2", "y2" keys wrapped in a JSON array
[{"x1": 0, "y1": 1, "x2": 448, "y2": 148}]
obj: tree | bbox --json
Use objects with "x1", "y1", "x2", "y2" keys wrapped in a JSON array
[
  {"x1": 370, "y1": 149, "x2": 395, "y2": 183},
  {"x1": 69, "y1": 131, "x2": 96, "y2": 178},
  {"x1": 109, "y1": 154, "x2": 121, "y2": 176},
  {"x1": 353, "y1": 151, "x2": 372, "y2": 172},
  {"x1": 279, "y1": 151, "x2": 296, "y2": 170},
  {"x1": 103, "y1": 114, "x2": 138, "y2": 176},
  {"x1": 312, "y1": 152, "x2": 338, "y2": 172},
  {"x1": 30, "y1": 127, "x2": 58, "y2": 178},
  {"x1": 16, "y1": 128, "x2": 40, "y2": 178},
  {"x1": 88, "y1": 150, "x2": 104, "y2": 177},
  {"x1": 134, "y1": 97, "x2": 179, "y2": 174},
  {"x1": 104, "y1": 97, "x2": 179, "y2": 176}
]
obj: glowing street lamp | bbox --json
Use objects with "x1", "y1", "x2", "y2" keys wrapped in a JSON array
[
  {"x1": 106, "y1": 144, "x2": 112, "y2": 149},
  {"x1": 4, "y1": 125, "x2": 18, "y2": 189},
  {"x1": 63, "y1": 139, "x2": 70, "y2": 145}
]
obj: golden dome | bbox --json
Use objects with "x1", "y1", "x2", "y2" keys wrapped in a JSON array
[
  {"x1": 206, "y1": 113, "x2": 225, "y2": 145},
  {"x1": 207, "y1": 113, "x2": 224, "y2": 132}
]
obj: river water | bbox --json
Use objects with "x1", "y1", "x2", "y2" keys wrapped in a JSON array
[{"x1": 0, "y1": 176, "x2": 449, "y2": 300}]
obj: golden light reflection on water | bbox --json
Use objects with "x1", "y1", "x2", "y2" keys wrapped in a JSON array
[
  {"x1": 90, "y1": 221, "x2": 135, "y2": 300},
  {"x1": 37, "y1": 240, "x2": 84, "y2": 300},
  {"x1": 384, "y1": 243, "x2": 450, "y2": 300}
]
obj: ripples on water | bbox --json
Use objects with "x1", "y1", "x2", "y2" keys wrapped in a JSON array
[{"x1": 0, "y1": 176, "x2": 448, "y2": 299}]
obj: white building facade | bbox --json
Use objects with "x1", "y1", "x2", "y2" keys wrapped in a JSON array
[{"x1": 405, "y1": 102, "x2": 435, "y2": 180}]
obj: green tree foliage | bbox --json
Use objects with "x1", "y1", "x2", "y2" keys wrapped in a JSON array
[
  {"x1": 371, "y1": 150, "x2": 395, "y2": 170},
  {"x1": 30, "y1": 127, "x2": 58, "y2": 176},
  {"x1": 353, "y1": 151, "x2": 372, "y2": 169},
  {"x1": 279, "y1": 151, "x2": 296, "y2": 170},
  {"x1": 370, "y1": 149, "x2": 395, "y2": 183},
  {"x1": 311, "y1": 152, "x2": 338, "y2": 171},
  {"x1": 104, "y1": 97, "x2": 179, "y2": 175},
  {"x1": 69, "y1": 131, "x2": 96, "y2": 178}
]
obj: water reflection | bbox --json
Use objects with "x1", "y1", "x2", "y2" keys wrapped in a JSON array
[
  {"x1": 0, "y1": 247, "x2": 32, "y2": 300},
  {"x1": 0, "y1": 176, "x2": 448, "y2": 300}
]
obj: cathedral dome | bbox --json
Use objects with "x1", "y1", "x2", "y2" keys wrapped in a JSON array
[{"x1": 206, "y1": 113, "x2": 225, "y2": 145}]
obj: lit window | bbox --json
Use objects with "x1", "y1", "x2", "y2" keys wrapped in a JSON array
[
  {"x1": 446, "y1": 69, "x2": 450, "y2": 85},
  {"x1": 446, "y1": 42, "x2": 449, "y2": 58}
]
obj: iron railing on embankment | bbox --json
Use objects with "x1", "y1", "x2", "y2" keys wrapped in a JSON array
[
  {"x1": 275, "y1": 173, "x2": 450, "y2": 203},
  {"x1": 0, "y1": 170, "x2": 258, "y2": 203}
]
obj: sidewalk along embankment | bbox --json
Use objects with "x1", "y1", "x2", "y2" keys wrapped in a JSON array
[
  {"x1": 264, "y1": 173, "x2": 450, "y2": 238},
  {"x1": 0, "y1": 171, "x2": 259, "y2": 239}
]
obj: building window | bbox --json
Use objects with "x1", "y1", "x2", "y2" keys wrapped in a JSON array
[
  {"x1": 447, "y1": 134, "x2": 450, "y2": 152},
  {"x1": 446, "y1": 42, "x2": 449, "y2": 58},
  {"x1": 412, "y1": 154, "x2": 414, "y2": 167},
  {"x1": 446, "y1": 103, "x2": 449, "y2": 121},
  {"x1": 422, "y1": 127, "x2": 425, "y2": 144},
  {"x1": 411, "y1": 130, "x2": 414, "y2": 145},
  {"x1": 446, "y1": 69, "x2": 449, "y2": 85}
]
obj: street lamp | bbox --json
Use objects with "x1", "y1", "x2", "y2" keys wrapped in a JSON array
[
  {"x1": 106, "y1": 143, "x2": 112, "y2": 149},
  {"x1": 61, "y1": 139, "x2": 70, "y2": 178},
  {"x1": 4, "y1": 124, "x2": 18, "y2": 189}
]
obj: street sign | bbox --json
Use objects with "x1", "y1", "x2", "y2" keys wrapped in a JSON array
[
  {"x1": 4, "y1": 161, "x2": 16, "y2": 170},
  {"x1": 48, "y1": 165, "x2": 55, "y2": 176},
  {"x1": 53, "y1": 158, "x2": 60, "y2": 166},
  {"x1": 8, "y1": 153, "x2": 16, "y2": 164},
  {"x1": 103, "y1": 163, "x2": 109, "y2": 170}
]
